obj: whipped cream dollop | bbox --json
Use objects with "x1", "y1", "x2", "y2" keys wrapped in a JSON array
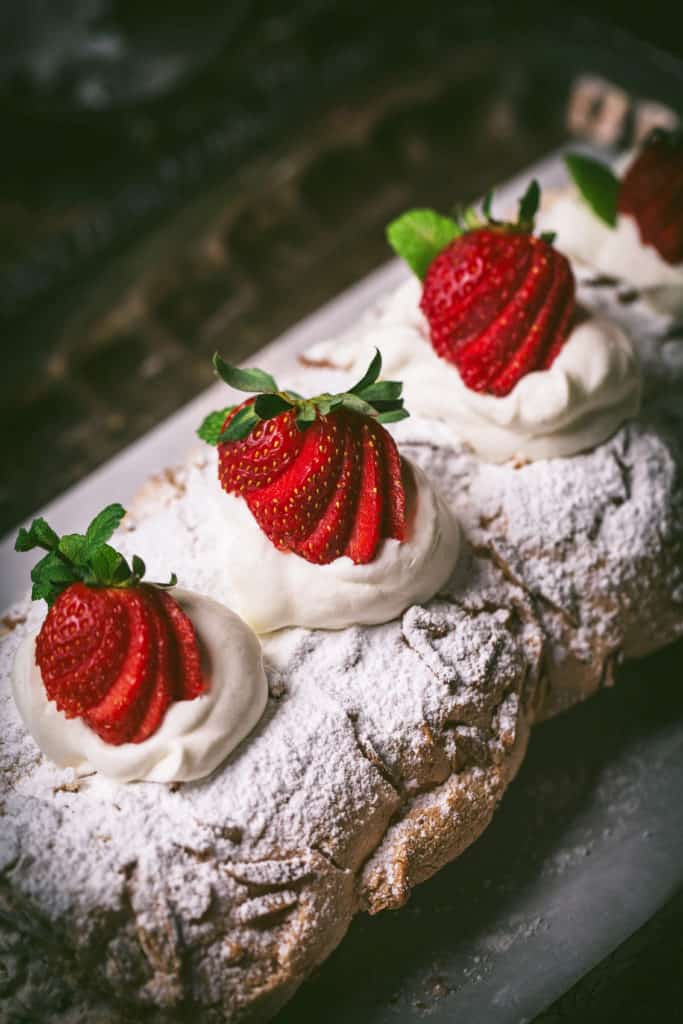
[
  {"x1": 11, "y1": 589, "x2": 268, "y2": 784},
  {"x1": 538, "y1": 192, "x2": 683, "y2": 297},
  {"x1": 304, "y1": 277, "x2": 642, "y2": 463},
  {"x1": 166, "y1": 457, "x2": 459, "y2": 633}
]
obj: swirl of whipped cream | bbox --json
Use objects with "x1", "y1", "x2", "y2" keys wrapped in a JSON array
[
  {"x1": 196, "y1": 459, "x2": 459, "y2": 633},
  {"x1": 11, "y1": 589, "x2": 268, "y2": 784},
  {"x1": 304, "y1": 277, "x2": 642, "y2": 463}
]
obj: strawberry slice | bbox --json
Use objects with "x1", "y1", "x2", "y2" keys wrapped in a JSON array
[
  {"x1": 247, "y1": 416, "x2": 345, "y2": 549},
  {"x1": 129, "y1": 592, "x2": 175, "y2": 744},
  {"x1": 219, "y1": 402, "x2": 304, "y2": 495},
  {"x1": 344, "y1": 420, "x2": 384, "y2": 563},
  {"x1": 377, "y1": 424, "x2": 406, "y2": 541},
  {"x1": 156, "y1": 589, "x2": 206, "y2": 700},
  {"x1": 37, "y1": 584, "x2": 129, "y2": 716},
  {"x1": 295, "y1": 415, "x2": 362, "y2": 563},
  {"x1": 84, "y1": 590, "x2": 156, "y2": 745}
]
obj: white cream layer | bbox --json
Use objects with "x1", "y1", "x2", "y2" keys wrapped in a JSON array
[
  {"x1": 538, "y1": 192, "x2": 683, "y2": 297},
  {"x1": 11, "y1": 589, "x2": 268, "y2": 784},
  {"x1": 194, "y1": 459, "x2": 459, "y2": 633},
  {"x1": 304, "y1": 277, "x2": 642, "y2": 463}
]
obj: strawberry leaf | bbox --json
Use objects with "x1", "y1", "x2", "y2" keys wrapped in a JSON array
[
  {"x1": 295, "y1": 401, "x2": 317, "y2": 431},
  {"x1": 58, "y1": 534, "x2": 89, "y2": 566},
  {"x1": 517, "y1": 179, "x2": 540, "y2": 229},
  {"x1": 197, "y1": 407, "x2": 234, "y2": 446},
  {"x1": 565, "y1": 153, "x2": 619, "y2": 227},
  {"x1": 15, "y1": 517, "x2": 59, "y2": 553},
  {"x1": 16, "y1": 505, "x2": 179, "y2": 605},
  {"x1": 89, "y1": 545, "x2": 127, "y2": 586},
  {"x1": 218, "y1": 404, "x2": 261, "y2": 442},
  {"x1": 85, "y1": 504, "x2": 126, "y2": 549},
  {"x1": 387, "y1": 209, "x2": 462, "y2": 279},
  {"x1": 254, "y1": 393, "x2": 293, "y2": 420},
  {"x1": 356, "y1": 380, "x2": 403, "y2": 402},
  {"x1": 376, "y1": 408, "x2": 410, "y2": 424},
  {"x1": 349, "y1": 349, "x2": 382, "y2": 394},
  {"x1": 213, "y1": 354, "x2": 278, "y2": 394},
  {"x1": 131, "y1": 554, "x2": 146, "y2": 580}
]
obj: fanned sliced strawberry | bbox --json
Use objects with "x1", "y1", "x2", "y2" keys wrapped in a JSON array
[
  {"x1": 156, "y1": 589, "x2": 206, "y2": 700},
  {"x1": 618, "y1": 131, "x2": 683, "y2": 265},
  {"x1": 344, "y1": 420, "x2": 384, "y2": 563},
  {"x1": 387, "y1": 183, "x2": 577, "y2": 398},
  {"x1": 219, "y1": 402, "x2": 303, "y2": 495},
  {"x1": 206, "y1": 350, "x2": 410, "y2": 565},
  {"x1": 37, "y1": 583, "x2": 129, "y2": 716},
  {"x1": 295, "y1": 415, "x2": 362, "y2": 563},
  {"x1": 247, "y1": 416, "x2": 345, "y2": 548},
  {"x1": 422, "y1": 229, "x2": 575, "y2": 397},
  {"x1": 84, "y1": 591, "x2": 156, "y2": 745},
  {"x1": 129, "y1": 592, "x2": 175, "y2": 744},
  {"x1": 20, "y1": 504, "x2": 207, "y2": 747}
]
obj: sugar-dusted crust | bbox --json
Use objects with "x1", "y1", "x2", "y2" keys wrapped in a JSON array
[{"x1": 1, "y1": 276, "x2": 682, "y2": 1022}]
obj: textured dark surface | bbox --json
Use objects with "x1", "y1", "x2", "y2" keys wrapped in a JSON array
[{"x1": 2, "y1": 8, "x2": 683, "y2": 536}]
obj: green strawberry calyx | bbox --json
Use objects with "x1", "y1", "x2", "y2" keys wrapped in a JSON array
[{"x1": 198, "y1": 349, "x2": 410, "y2": 444}]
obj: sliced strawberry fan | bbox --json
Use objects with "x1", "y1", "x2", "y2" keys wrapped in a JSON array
[
  {"x1": 387, "y1": 180, "x2": 577, "y2": 397},
  {"x1": 198, "y1": 350, "x2": 410, "y2": 566},
  {"x1": 16, "y1": 505, "x2": 206, "y2": 746}
]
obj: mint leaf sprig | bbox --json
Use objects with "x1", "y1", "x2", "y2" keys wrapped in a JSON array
[
  {"x1": 197, "y1": 348, "x2": 410, "y2": 444},
  {"x1": 15, "y1": 504, "x2": 176, "y2": 607},
  {"x1": 564, "y1": 152, "x2": 619, "y2": 227},
  {"x1": 387, "y1": 180, "x2": 549, "y2": 280}
]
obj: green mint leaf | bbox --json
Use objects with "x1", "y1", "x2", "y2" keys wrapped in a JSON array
[
  {"x1": 517, "y1": 179, "x2": 540, "y2": 229},
  {"x1": 89, "y1": 544, "x2": 126, "y2": 586},
  {"x1": 213, "y1": 354, "x2": 278, "y2": 394},
  {"x1": 386, "y1": 209, "x2": 462, "y2": 279},
  {"x1": 253, "y1": 393, "x2": 293, "y2": 420},
  {"x1": 564, "y1": 153, "x2": 618, "y2": 227},
  {"x1": 58, "y1": 534, "x2": 89, "y2": 566},
  {"x1": 349, "y1": 349, "x2": 382, "y2": 395},
  {"x1": 31, "y1": 550, "x2": 80, "y2": 587},
  {"x1": 197, "y1": 407, "x2": 234, "y2": 446},
  {"x1": 15, "y1": 517, "x2": 59, "y2": 553},
  {"x1": 376, "y1": 408, "x2": 410, "y2": 424},
  {"x1": 540, "y1": 230, "x2": 557, "y2": 245},
  {"x1": 355, "y1": 380, "x2": 403, "y2": 402},
  {"x1": 131, "y1": 554, "x2": 146, "y2": 579},
  {"x1": 31, "y1": 580, "x2": 60, "y2": 606},
  {"x1": 85, "y1": 504, "x2": 126, "y2": 549},
  {"x1": 218, "y1": 404, "x2": 261, "y2": 442}
]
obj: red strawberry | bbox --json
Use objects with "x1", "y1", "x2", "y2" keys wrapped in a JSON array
[
  {"x1": 387, "y1": 182, "x2": 576, "y2": 398},
  {"x1": 203, "y1": 352, "x2": 410, "y2": 565},
  {"x1": 156, "y1": 589, "x2": 205, "y2": 699},
  {"x1": 36, "y1": 583, "x2": 129, "y2": 716},
  {"x1": 618, "y1": 129, "x2": 683, "y2": 265},
  {"x1": 19, "y1": 505, "x2": 205, "y2": 746}
]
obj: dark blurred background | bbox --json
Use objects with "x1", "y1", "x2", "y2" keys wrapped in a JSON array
[{"x1": 0, "y1": 3, "x2": 682, "y2": 1021}]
